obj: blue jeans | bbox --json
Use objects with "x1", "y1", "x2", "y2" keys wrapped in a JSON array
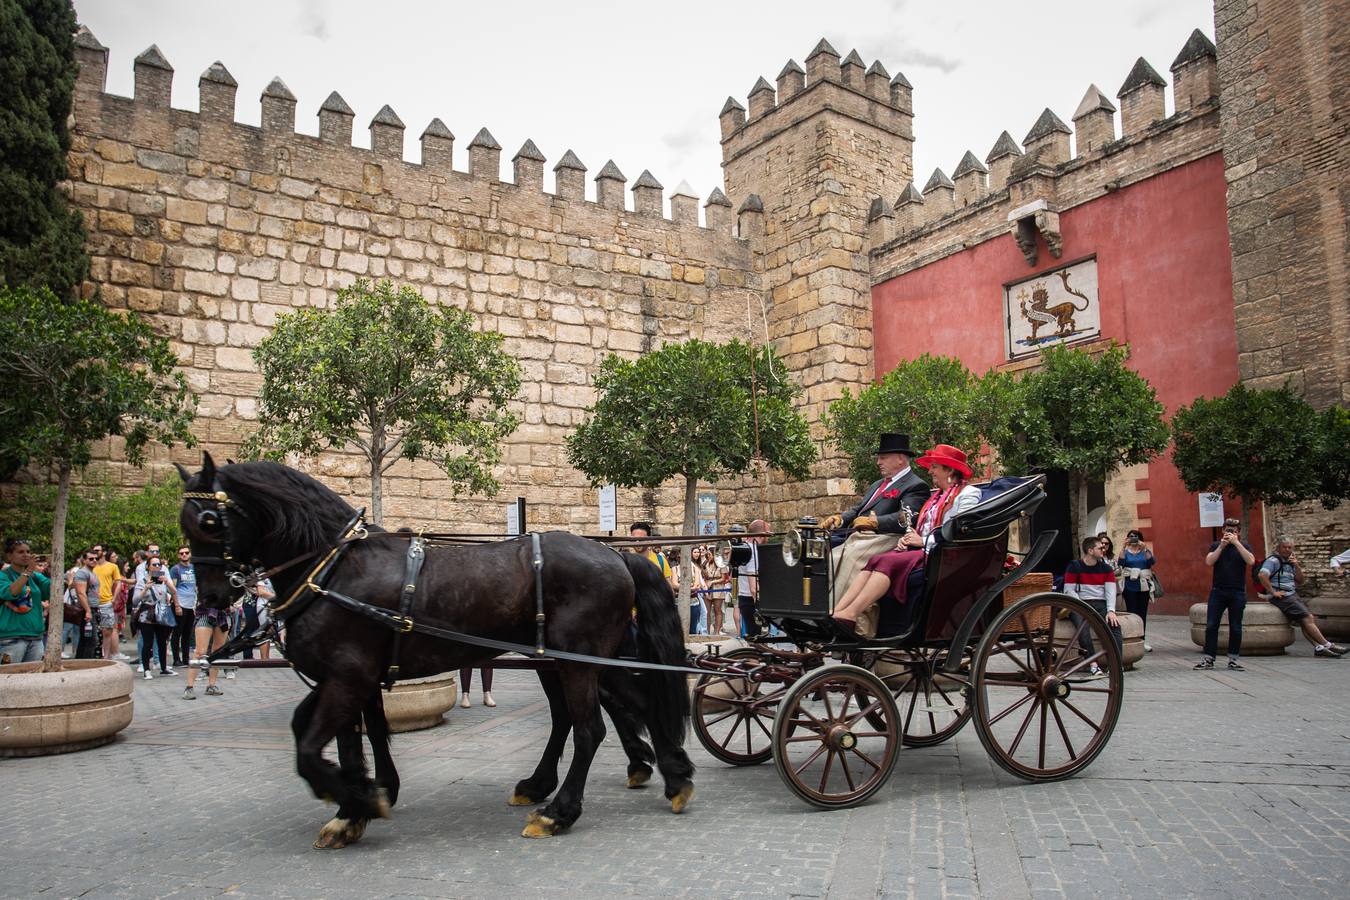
[
  {"x1": 62, "y1": 622, "x2": 82, "y2": 654},
  {"x1": 1203, "y1": 588, "x2": 1246, "y2": 659},
  {"x1": 0, "y1": 636, "x2": 45, "y2": 664}
]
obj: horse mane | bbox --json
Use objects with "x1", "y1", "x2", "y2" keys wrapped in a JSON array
[{"x1": 217, "y1": 461, "x2": 358, "y2": 551}]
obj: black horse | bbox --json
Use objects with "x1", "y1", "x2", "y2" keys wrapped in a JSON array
[{"x1": 178, "y1": 453, "x2": 693, "y2": 846}]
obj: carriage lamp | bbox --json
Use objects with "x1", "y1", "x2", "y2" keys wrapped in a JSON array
[
  {"x1": 715, "y1": 539, "x2": 753, "y2": 569},
  {"x1": 799, "y1": 517, "x2": 828, "y2": 562}
]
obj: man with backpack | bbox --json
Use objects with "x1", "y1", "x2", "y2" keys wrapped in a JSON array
[
  {"x1": 1259, "y1": 538, "x2": 1347, "y2": 658},
  {"x1": 1197, "y1": 518, "x2": 1256, "y2": 671}
]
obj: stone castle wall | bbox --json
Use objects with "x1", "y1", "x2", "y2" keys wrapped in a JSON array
[
  {"x1": 62, "y1": 31, "x2": 767, "y2": 533},
  {"x1": 1215, "y1": 0, "x2": 1349, "y2": 597}
]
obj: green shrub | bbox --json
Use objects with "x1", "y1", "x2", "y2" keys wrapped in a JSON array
[{"x1": 0, "y1": 476, "x2": 184, "y2": 560}]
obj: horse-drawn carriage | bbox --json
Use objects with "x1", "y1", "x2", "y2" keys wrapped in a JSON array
[
  {"x1": 688, "y1": 474, "x2": 1125, "y2": 808},
  {"x1": 178, "y1": 456, "x2": 1122, "y2": 845}
]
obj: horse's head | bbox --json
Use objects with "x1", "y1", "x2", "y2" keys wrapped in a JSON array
[{"x1": 177, "y1": 451, "x2": 257, "y2": 612}]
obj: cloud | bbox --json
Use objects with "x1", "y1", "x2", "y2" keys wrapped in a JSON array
[
  {"x1": 297, "y1": 0, "x2": 331, "y2": 41},
  {"x1": 663, "y1": 122, "x2": 705, "y2": 155},
  {"x1": 895, "y1": 47, "x2": 961, "y2": 74}
]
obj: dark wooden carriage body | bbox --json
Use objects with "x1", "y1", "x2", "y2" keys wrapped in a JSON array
[{"x1": 691, "y1": 475, "x2": 1125, "y2": 808}]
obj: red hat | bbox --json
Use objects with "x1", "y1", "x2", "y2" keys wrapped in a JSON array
[{"x1": 916, "y1": 444, "x2": 972, "y2": 479}]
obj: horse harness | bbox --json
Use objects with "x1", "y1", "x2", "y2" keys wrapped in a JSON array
[{"x1": 186, "y1": 488, "x2": 709, "y2": 688}]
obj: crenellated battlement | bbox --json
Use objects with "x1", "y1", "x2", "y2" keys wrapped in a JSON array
[
  {"x1": 71, "y1": 27, "x2": 740, "y2": 235},
  {"x1": 869, "y1": 28, "x2": 1220, "y2": 277}
]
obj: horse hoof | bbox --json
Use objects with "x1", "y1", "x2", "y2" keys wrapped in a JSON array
[
  {"x1": 521, "y1": 813, "x2": 558, "y2": 838},
  {"x1": 344, "y1": 819, "x2": 368, "y2": 843},
  {"x1": 373, "y1": 787, "x2": 391, "y2": 819},
  {"x1": 670, "y1": 784, "x2": 695, "y2": 814},
  {"x1": 508, "y1": 792, "x2": 537, "y2": 806},
  {"x1": 626, "y1": 769, "x2": 652, "y2": 789},
  {"x1": 314, "y1": 817, "x2": 351, "y2": 849}
]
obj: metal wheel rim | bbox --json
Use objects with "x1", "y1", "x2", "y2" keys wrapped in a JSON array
[
  {"x1": 971, "y1": 593, "x2": 1123, "y2": 781},
  {"x1": 872, "y1": 648, "x2": 973, "y2": 747},
  {"x1": 772, "y1": 664, "x2": 901, "y2": 809},
  {"x1": 692, "y1": 649, "x2": 782, "y2": 765}
]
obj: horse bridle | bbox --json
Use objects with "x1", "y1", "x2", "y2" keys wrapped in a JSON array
[{"x1": 182, "y1": 486, "x2": 256, "y2": 588}]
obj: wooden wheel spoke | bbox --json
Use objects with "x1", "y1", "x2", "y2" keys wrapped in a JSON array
[
  {"x1": 1059, "y1": 696, "x2": 1105, "y2": 734},
  {"x1": 984, "y1": 688, "x2": 1035, "y2": 727},
  {"x1": 923, "y1": 679, "x2": 938, "y2": 733},
  {"x1": 991, "y1": 640, "x2": 1040, "y2": 679},
  {"x1": 838, "y1": 748, "x2": 857, "y2": 791},
  {"x1": 1017, "y1": 613, "x2": 1040, "y2": 660},
  {"x1": 849, "y1": 745, "x2": 881, "y2": 773},
  {"x1": 1053, "y1": 619, "x2": 1090, "y2": 671},
  {"x1": 1007, "y1": 697, "x2": 1042, "y2": 757},
  {"x1": 793, "y1": 742, "x2": 828, "y2": 777},
  {"x1": 822, "y1": 686, "x2": 836, "y2": 721},
  {"x1": 700, "y1": 708, "x2": 739, "y2": 729},
  {"x1": 717, "y1": 712, "x2": 746, "y2": 751},
  {"x1": 1037, "y1": 697, "x2": 1047, "y2": 769},
  {"x1": 1060, "y1": 650, "x2": 1106, "y2": 679},
  {"x1": 785, "y1": 733, "x2": 827, "y2": 743},
  {"x1": 982, "y1": 676, "x2": 1037, "y2": 688},
  {"x1": 846, "y1": 696, "x2": 886, "y2": 729},
  {"x1": 837, "y1": 684, "x2": 856, "y2": 721},
  {"x1": 1067, "y1": 686, "x2": 1113, "y2": 694},
  {"x1": 849, "y1": 731, "x2": 889, "y2": 738},
  {"x1": 818, "y1": 747, "x2": 836, "y2": 792},
  {"x1": 751, "y1": 711, "x2": 774, "y2": 740},
  {"x1": 903, "y1": 675, "x2": 921, "y2": 735},
  {"x1": 1048, "y1": 699, "x2": 1077, "y2": 760}
]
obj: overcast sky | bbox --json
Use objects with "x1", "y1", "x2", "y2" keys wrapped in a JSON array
[{"x1": 73, "y1": 0, "x2": 1215, "y2": 211}]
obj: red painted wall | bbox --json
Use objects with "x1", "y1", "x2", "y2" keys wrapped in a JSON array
[{"x1": 872, "y1": 154, "x2": 1259, "y2": 609}]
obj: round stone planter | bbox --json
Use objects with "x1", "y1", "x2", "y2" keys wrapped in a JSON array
[
  {"x1": 1310, "y1": 597, "x2": 1350, "y2": 641},
  {"x1": 1053, "y1": 612, "x2": 1144, "y2": 670},
  {"x1": 0, "y1": 659, "x2": 134, "y2": 757},
  {"x1": 1188, "y1": 600, "x2": 1295, "y2": 655},
  {"x1": 381, "y1": 672, "x2": 458, "y2": 733}
]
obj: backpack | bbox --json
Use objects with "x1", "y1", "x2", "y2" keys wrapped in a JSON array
[{"x1": 1252, "y1": 555, "x2": 1286, "y2": 588}]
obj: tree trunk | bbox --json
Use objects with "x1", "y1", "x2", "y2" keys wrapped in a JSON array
[
  {"x1": 40, "y1": 462, "x2": 72, "y2": 672},
  {"x1": 1068, "y1": 471, "x2": 1084, "y2": 552},
  {"x1": 369, "y1": 425, "x2": 385, "y2": 525},
  {"x1": 1240, "y1": 496, "x2": 1253, "y2": 547},
  {"x1": 679, "y1": 474, "x2": 697, "y2": 637}
]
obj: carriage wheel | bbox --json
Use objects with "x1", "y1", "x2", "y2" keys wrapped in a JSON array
[
  {"x1": 970, "y1": 592, "x2": 1123, "y2": 782},
  {"x1": 871, "y1": 648, "x2": 973, "y2": 747},
  {"x1": 692, "y1": 648, "x2": 783, "y2": 766},
  {"x1": 771, "y1": 664, "x2": 901, "y2": 809}
]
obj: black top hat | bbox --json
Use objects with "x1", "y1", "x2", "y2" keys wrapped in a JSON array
[{"x1": 874, "y1": 433, "x2": 919, "y2": 456}]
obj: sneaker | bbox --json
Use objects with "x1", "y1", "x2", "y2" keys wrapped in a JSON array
[
  {"x1": 113, "y1": 652, "x2": 131, "y2": 661},
  {"x1": 225, "y1": 670, "x2": 236, "y2": 680},
  {"x1": 1313, "y1": 645, "x2": 1342, "y2": 658},
  {"x1": 1327, "y1": 644, "x2": 1349, "y2": 657},
  {"x1": 136, "y1": 664, "x2": 144, "y2": 673},
  {"x1": 161, "y1": 667, "x2": 177, "y2": 676},
  {"x1": 1144, "y1": 642, "x2": 1152, "y2": 653},
  {"x1": 1227, "y1": 659, "x2": 1245, "y2": 671},
  {"x1": 1087, "y1": 663, "x2": 1105, "y2": 679},
  {"x1": 1194, "y1": 658, "x2": 1215, "y2": 670},
  {"x1": 205, "y1": 684, "x2": 223, "y2": 696},
  {"x1": 182, "y1": 686, "x2": 196, "y2": 700},
  {"x1": 143, "y1": 670, "x2": 153, "y2": 680}
]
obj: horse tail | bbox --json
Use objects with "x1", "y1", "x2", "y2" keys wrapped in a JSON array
[{"x1": 622, "y1": 552, "x2": 691, "y2": 748}]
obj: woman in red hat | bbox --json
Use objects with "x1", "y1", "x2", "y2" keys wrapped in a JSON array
[{"x1": 831, "y1": 444, "x2": 982, "y2": 633}]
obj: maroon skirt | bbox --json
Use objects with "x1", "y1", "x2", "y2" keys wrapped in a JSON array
[{"x1": 862, "y1": 548, "x2": 925, "y2": 604}]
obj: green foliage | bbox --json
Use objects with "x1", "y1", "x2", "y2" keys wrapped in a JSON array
[
  {"x1": 992, "y1": 343, "x2": 1169, "y2": 480},
  {"x1": 1316, "y1": 406, "x2": 1350, "y2": 510},
  {"x1": 0, "y1": 0, "x2": 88, "y2": 296},
  {"x1": 0, "y1": 284, "x2": 198, "y2": 471},
  {"x1": 566, "y1": 339, "x2": 816, "y2": 488},
  {"x1": 824, "y1": 354, "x2": 1012, "y2": 486},
  {"x1": 1171, "y1": 382, "x2": 1325, "y2": 509},
  {"x1": 243, "y1": 279, "x2": 522, "y2": 518},
  {"x1": 0, "y1": 476, "x2": 184, "y2": 559}
]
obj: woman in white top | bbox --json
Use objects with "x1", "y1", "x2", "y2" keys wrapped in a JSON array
[{"x1": 831, "y1": 444, "x2": 982, "y2": 633}]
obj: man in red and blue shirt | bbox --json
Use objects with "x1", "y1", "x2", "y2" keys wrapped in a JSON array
[{"x1": 1063, "y1": 535, "x2": 1122, "y2": 677}]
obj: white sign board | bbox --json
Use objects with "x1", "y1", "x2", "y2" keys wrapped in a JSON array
[
  {"x1": 598, "y1": 483, "x2": 617, "y2": 532},
  {"x1": 505, "y1": 502, "x2": 520, "y2": 536},
  {"x1": 1198, "y1": 492, "x2": 1225, "y2": 528}
]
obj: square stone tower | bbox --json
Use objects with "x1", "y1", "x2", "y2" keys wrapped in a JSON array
[{"x1": 720, "y1": 40, "x2": 915, "y2": 518}]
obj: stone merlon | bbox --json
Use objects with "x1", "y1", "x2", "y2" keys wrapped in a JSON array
[
  {"x1": 633, "y1": 170, "x2": 663, "y2": 190},
  {"x1": 1171, "y1": 28, "x2": 1217, "y2": 71},
  {"x1": 513, "y1": 139, "x2": 545, "y2": 161},
  {"x1": 1073, "y1": 84, "x2": 1117, "y2": 118},
  {"x1": 135, "y1": 44, "x2": 172, "y2": 71},
  {"x1": 1025, "y1": 108, "x2": 1071, "y2": 143},
  {"x1": 371, "y1": 104, "x2": 404, "y2": 128},
  {"x1": 987, "y1": 131, "x2": 1023, "y2": 162},
  {"x1": 261, "y1": 77, "x2": 295, "y2": 101},
  {"x1": 777, "y1": 59, "x2": 804, "y2": 78},
  {"x1": 420, "y1": 117, "x2": 452, "y2": 139},
  {"x1": 74, "y1": 24, "x2": 106, "y2": 51},
  {"x1": 201, "y1": 61, "x2": 237, "y2": 86},
  {"x1": 595, "y1": 160, "x2": 626, "y2": 182},
  {"x1": 738, "y1": 193, "x2": 764, "y2": 213},
  {"x1": 923, "y1": 168, "x2": 955, "y2": 191},
  {"x1": 554, "y1": 149, "x2": 586, "y2": 171},
  {"x1": 321, "y1": 91, "x2": 354, "y2": 114},
  {"x1": 1118, "y1": 57, "x2": 1167, "y2": 97},
  {"x1": 468, "y1": 127, "x2": 501, "y2": 150},
  {"x1": 720, "y1": 96, "x2": 746, "y2": 115},
  {"x1": 953, "y1": 150, "x2": 988, "y2": 177},
  {"x1": 806, "y1": 38, "x2": 840, "y2": 60},
  {"x1": 705, "y1": 187, "x2": 732, "y2": 207}
]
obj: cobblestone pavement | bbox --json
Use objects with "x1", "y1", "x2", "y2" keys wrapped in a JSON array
[{"x1": 7, "y1": 615, "x2": 1350, "y2": 899}]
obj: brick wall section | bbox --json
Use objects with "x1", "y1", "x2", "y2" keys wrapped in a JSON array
[
  {"x1": 1215, "y1": 0, "x2": 1349, "y2": 601},
  {"x1": 59, "y1": 47, "x2": 766, "y2": 533}
]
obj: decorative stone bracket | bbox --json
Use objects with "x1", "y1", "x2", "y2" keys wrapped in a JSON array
[{"x1": 1007, "y1": 198, "x2": 1062, "y2": 266}]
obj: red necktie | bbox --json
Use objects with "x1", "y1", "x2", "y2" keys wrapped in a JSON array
[{"x1": 865, "y1": 479, "x2": 890, "y2": 508}]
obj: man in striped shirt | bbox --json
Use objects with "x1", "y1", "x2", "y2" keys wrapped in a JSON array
[{"x1": 1063, "y1": 535, "x2": 1122, "y2": 678}]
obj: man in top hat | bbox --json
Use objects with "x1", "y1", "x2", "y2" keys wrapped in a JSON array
[
  {"x1": 822, "y1": 433, "x2": 928, "y2": 535},
  {"x1": 821, "y1": 434, "x2": 930, "y2": 637}
]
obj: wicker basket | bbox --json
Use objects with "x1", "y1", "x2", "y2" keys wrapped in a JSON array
[{"x1": 1001, "y1": 572, "x2": 1056, "y2": 632}]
